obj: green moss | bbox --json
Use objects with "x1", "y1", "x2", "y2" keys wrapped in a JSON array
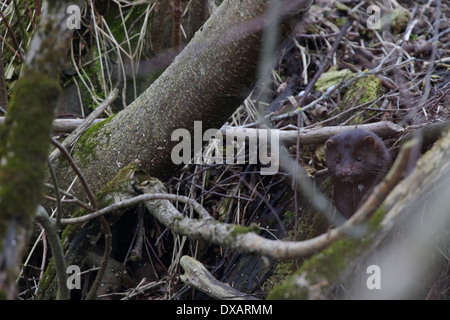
[
  {"x1": 267, "y1": 195, "x2": 390, "y2": 300},
  {"x1": 262, "y1": 260, "x2": 298, "y2": 294},
  {"x1": 339, "y1": 74, "x2": 382, "y2": 124},
  {"x1": 229, "y1": 223, "x2": 259, "y2": 239},
  {"x1": 335, "y1": 17, "x2": 348, "y2": 28},
  {"x1": 389, "y1": 9, "x2": 410, "y2": 35},
  {"x1": 267, "y1": 274, "x2": 310, "y2": 300},
  {"x1": 0, "y1": 70, "x2": 60, "y2": 237},
  {"x1": 344, "y1": 75, "x2": 381, "y2": 108},
  {"x1": 1, "y1": 67, "x2": 64, "y2": 297},
  {"x1": 74, "y1": 114, "x2": 116, "y2": 166},
  {"x1": 96, "y1": 160, "x2": 139, "y2": 205},
  {"x1": 267, "y1": 202, "x2": 393, "y2": 300},
  {"x1": 38, "y1": 163, "x2": 139, "y2": 299},
  {"x1": 36, "y1": 206, "x2": 91, "y2": 297},
  {"x1": 304, "y1": 239, "x2": 364, "y2": 281},
  {"x1": 268, "y1": 237, "x2": 368, "y2": 300},
  {"x1": 367, "y1": 205, "x2": 387, "y2": 232},
  {"x1": 265, "y1": 174, "x2": 331, "y2": 298},
  {"x1": 36, "y1": 257, "x2": 57, "y2": 297},
  {"x1": 60, "y1": 208, "x2": 88, "y2": 245},
  {"x1": 315, "y1": 66, "x2": 355, "y2": 92}
]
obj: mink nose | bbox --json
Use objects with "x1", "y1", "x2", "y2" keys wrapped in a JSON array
[{"x1": 340, "y1": 168, "x2": 352, "y2": 176}]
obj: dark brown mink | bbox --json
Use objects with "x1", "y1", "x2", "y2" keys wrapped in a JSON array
[{"x1": 324, "y1": 129, "x2": 391, "y2": 218}]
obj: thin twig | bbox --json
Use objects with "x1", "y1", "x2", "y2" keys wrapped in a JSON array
[
  {"x1": 291, "y1": 17, "x2": 352, "y2": 243},
  {"x1": 296, "y1": 19, "x2": 352, "y2": 110},
  {"x1": 44, "y1": 183, "x2": 93, "y2": 211},
  {"x1": 228, "y1": 168, "x2": 286, "y2": 235},
  {"x1": 402, "y1": 0, "x2": 441, "y2": 125},
  {"x1": 50, "y1": 137, "x2": 98, "y2": 210},
  {"x1": 47, "y1": 159, "x2": 62, "y2": 230},
  {"x1": 268, "y1": 57, "x2": 415, "y2": 122},
  {"x1": 0, "y1": 10, "x2": 25, "y2": 61},
  {"x1": 57, "y1": 192, "x2": 212, "y2": 225},
  {"x1": 35, "y1": 206, "x2": 69, "y2": 300},
  {"x1": 85, "y1": 216, "x2": 111, "y2": 300}
]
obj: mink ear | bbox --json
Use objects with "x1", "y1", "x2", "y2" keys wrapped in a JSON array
[
  {"x1": 325, "y1": 139, "x2": 335, "y2": 150},
  {"x1": 363, "y1": 135, "x2": 376, "y2": 145}
]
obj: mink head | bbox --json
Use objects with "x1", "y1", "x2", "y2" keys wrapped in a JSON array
[{"x1": 324, "y1": 129, "x2": 391, "y2": 183}]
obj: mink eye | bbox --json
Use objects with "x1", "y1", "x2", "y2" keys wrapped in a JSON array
[{"x1": 356, "y1": 156, "x2": 362, "y2": 162}]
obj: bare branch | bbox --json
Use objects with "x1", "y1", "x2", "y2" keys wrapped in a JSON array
[{"x1": 35, "y1": 206, "x2": 68, "y2": 300}]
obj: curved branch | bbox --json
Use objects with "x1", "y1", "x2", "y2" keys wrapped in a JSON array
[
  {"x1": 57, "y1": 134, "x2": 413, "y2": 261},
  {"x1": 144, "y1": 133, "x2": 415, "y2": 258},
  {"x1": 50, "y1": 137, "x2": 98, "y2": 210},
  {"x1": 85, "y1": 216, "x2": 111, "y2": 300},
  {"x1": 139, "y1": 178, "x2": 342, "y2": 259},
  {"x1": 57, "y1": 192, "x2": 212, "y2": 225}
]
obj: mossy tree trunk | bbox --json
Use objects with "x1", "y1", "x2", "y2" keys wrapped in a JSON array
[{"x1": 0, "y1": 0, "x2": 84, "y2": 299}]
